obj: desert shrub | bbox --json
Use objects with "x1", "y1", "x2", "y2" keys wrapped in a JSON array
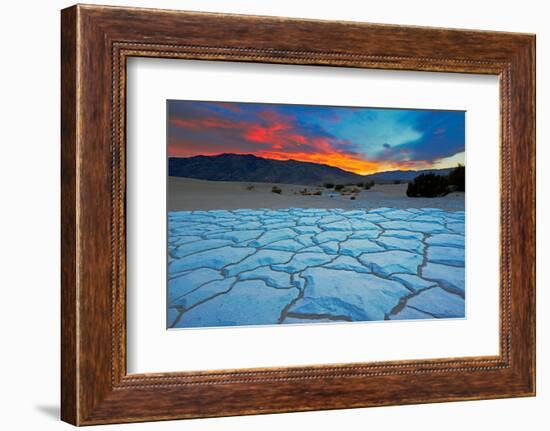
[
  {"x1": 447, "y1": 164, "x2": 465, "y2": 192},
  {"x1": 350, "y1": 196, "x2": 356, "y2": 200},
  {"x1": 406, "y1": 173, "x2": 448, "y2": 198},
  {"x1": 245, "y1": 184, "x2": 255, "y2": 191},
  {"x1": 271, "y1": 186, "x2": 282, "y2": 194},
  {"x1": 324, "y1": 182, "x2": 335, "y2": 189},
  {"x1": 334, "y1": 184, "x2": 345, "y2": 191},
  {"x1": 299, "y1": 188, "x2": 323, "y2": 196},
  {"x1": 338, "y1": 186, "x2": 361, "y2": 196},
  {"x1": 363, "y1": 180, "x2": 375, "y2": 190},
  {"x1": 394, "y1": 180, "x2": 402, "y2": 185}
]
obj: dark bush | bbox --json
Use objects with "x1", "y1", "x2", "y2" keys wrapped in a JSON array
[
  {"x1": 406, "y1": 164, "x2": 465, "y2": 198},
  {"x1": 447, "y1": 164, "x2": 465, "y2": 192},
  {"x1": 363, "y1": 180, "x2": 375, "y2": 190},
  {"x1": 394, "y1": 180, "x2": 402, "y2": 185},
  {"x1": 334, "y1": 184, "x2": 345, "y2": 191},
  {"x1": 271, "y1": 186, "x2": 282, "y2": 194},
  {"x1": 406, "y1": 173, "x2": 449, "y2": 198},
  {"x1": 324, "y1": 182, "x2": 335, "y2": 189}
]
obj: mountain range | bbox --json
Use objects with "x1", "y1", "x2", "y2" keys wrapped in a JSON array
[{"x1": 168, "y1": 154, "x2": 454, "y2": 186}]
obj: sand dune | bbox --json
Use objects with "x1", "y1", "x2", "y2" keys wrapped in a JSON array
[{"x1": 168, "y1": 177, "x2": 465, "y2": 212}]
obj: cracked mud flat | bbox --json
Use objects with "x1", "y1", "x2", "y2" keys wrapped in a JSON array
[{"x1": 167, "y1": 207, "x2": 465, "y2": 329}]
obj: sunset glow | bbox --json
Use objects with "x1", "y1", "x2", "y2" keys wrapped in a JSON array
[{"x1": 167, "y1": 100, "x2": 465, "y2": 175}]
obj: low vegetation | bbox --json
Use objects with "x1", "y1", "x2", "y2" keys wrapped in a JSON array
[
  {"x1": 406, "y1": 165, "x2": 465, "y2": 198},
  {"x1": 320, "y1": 181, "x2": 375, "y2": 200},
  {"x1": 447, "y1": 164, "x2": 465, "y2": 192},
  {"x1": 271, "y1": 186, "x2": 282, "y2": 194},
  {"x1": 362, "y1": 180, "x2": 375, "y2": 190},
  {"x1": 340, "y1": 186, "x2": 361, "y2": 195},
  {"x1": 406, "y1": 173, "x2": 448, "y2": 197},
  {"x1": 299, "y1": 188, "x2": 322, "y2": 196}
]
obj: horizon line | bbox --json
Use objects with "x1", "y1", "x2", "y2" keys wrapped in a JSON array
[{"x1": 168, "y1": 153, "x2": 464, "y2": 176}]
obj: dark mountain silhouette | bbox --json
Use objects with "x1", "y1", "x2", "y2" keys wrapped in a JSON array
[
  {"x1": 168, "y1": 154, "x2": 454, "y2": 186},
  {"x1": 169, "y1": 154, "x2": 363, "y2": 185}
]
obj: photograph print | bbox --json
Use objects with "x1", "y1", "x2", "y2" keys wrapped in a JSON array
[{"x1": 166, "y1": 100, "x2": 466, "y2": 329}]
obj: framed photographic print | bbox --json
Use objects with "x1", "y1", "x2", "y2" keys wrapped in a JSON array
[{"x1": 61, "y1": 4, "x2": 536, "y2": 425}]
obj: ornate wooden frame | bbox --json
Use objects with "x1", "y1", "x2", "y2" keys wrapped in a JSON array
[{"x1": 61, "y1": 4, "x2": 536, "y2": 425}]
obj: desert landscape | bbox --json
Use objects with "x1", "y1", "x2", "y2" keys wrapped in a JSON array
[
  {"x1": 166, "y1": 100, "x2": 466, "y2": 329},
  {"x1": 166, "y1": 157, "x2": 465, "y2": 329},
  {"x1": 168, "y1": 176, "x2": 465, "y2": 212}
]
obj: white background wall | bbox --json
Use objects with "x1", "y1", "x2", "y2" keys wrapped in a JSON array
[{"x1": 0, "y1": 0, "x2": 546, "y2": 429}]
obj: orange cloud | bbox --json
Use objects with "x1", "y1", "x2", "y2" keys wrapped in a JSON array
[{"x1": 256, "y1": 150, "x2": 382, "y2": 175}]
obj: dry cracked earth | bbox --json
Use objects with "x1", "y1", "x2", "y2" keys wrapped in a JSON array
[{"x1": 167, "y1": 207, "x2": 465, "y2": 328}]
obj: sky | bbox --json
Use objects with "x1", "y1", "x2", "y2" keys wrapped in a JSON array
[{"x1": 167, "y1": 100, "x2": 465, "y2": 175}]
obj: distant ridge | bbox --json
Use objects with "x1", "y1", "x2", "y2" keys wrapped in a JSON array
[
  {"x1": 363, "y1": 167, "x2": 453, "y2": 182},
  {"x1": 168, "y1": 153, "x2": 454, "y2": 185}
]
